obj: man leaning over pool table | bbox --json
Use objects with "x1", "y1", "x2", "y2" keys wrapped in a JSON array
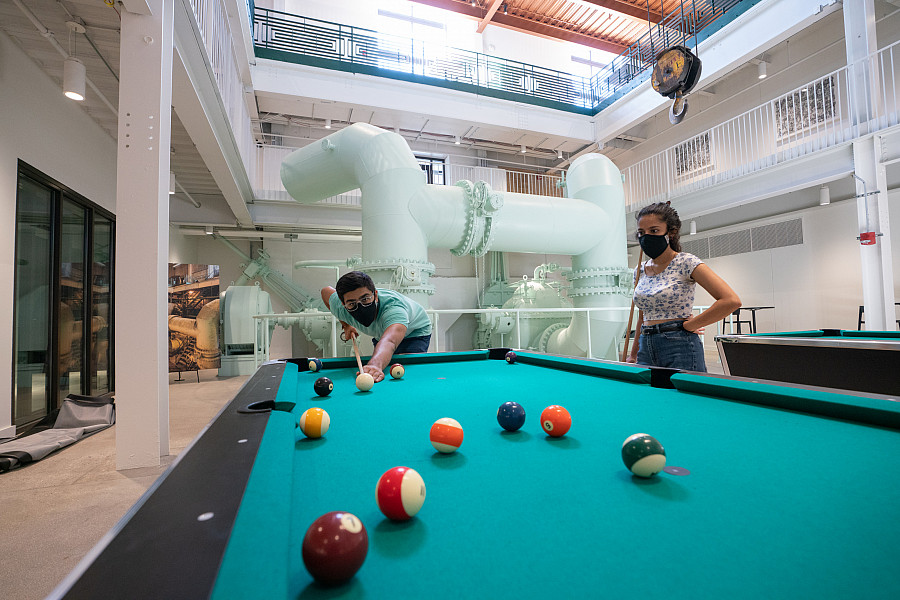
[{"x1": 321, "y1": 271, "x2": 432, "y2": 382}]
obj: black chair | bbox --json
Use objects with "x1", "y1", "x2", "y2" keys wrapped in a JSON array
[
  {"x1": 859, "y1": 305, "x2": 900, "y2": 330},
  {"x1": 722, "y1": 309, "x2": 753, "y2": 334}
]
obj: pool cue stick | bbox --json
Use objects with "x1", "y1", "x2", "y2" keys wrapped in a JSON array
[
  {"x1": 621, "y1": 249, "x2": 644, "y2": 362},
  {"x1": 350, "y1": 333, "x2": 365, "y2": 374}
]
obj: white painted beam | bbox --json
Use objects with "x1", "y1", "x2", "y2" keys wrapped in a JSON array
[
  {"x1": 593, "y1": 0, "x2": 843, "y2": 145},
  {"x1": 172, "y1": 0, "x2": 254, "y2": 227},
  {"x1": 115, "y1": 0, "x2": 173, "y2": 470},
  {"x1": 251, "y1": 59, "x2": 595, "y2": 143}
]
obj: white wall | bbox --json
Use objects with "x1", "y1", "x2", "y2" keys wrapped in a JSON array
[
  {"x1": 0, "y1": 31, "x2": 118, "y2": 435},
  {"x1": 687, "y1": 191, "x2": 900, "y2": 344}
]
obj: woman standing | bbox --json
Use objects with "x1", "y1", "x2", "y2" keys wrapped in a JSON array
[{"x1": 625, "y1": 202, "x2": 741, "y2": 372}]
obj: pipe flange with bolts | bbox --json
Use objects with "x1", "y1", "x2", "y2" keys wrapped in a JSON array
[{"x1": 451, "y1": 180, "x2": 504, "y2": 257}]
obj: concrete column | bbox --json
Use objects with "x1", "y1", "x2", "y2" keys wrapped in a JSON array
[
  {"x1": 844, "y1": 0, "x2": 895, "y2": 330},
  {"x1": 114, "y1": 0, "x2": 174, "y2": 469}
]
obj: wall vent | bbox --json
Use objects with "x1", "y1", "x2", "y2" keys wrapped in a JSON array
[{"x1": 683, "y1": 218, "x2": 803, "y2": 259}]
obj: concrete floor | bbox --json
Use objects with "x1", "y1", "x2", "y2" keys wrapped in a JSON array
[
  {"x1": 0, "y1": 370, "x2": 249, "y2": 600},
  {"x1": 0, "y1": 350, "x2": 721, "y2": 600}
]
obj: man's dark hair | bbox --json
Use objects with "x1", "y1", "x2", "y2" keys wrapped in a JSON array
[{"x1": 336, "y1": 271, "x2": 376, "y2": 301}]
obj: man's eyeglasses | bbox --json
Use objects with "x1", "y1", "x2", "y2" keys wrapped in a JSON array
[{"x1": 344, "y1": 293, "x2": 375, "y2": 310}]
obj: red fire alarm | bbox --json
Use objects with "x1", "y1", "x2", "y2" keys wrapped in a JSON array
[{"x1": 859, "y1": 232, "x2": 877, "y2": 245}]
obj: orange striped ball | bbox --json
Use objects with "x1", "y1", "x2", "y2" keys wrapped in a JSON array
[{"x1": 430, "y1": 417, "x2": 463, "y2": 453}]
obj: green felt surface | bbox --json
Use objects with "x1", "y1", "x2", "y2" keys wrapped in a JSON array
[{"x1": 215, "y1": 356, "x2": 900, "y2": 599}]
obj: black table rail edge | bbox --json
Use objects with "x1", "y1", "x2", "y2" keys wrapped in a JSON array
[{"x1": 49, "y1": 363, "x2": 287, "y2": 600}]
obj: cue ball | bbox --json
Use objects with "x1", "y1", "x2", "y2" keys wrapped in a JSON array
[
  {"x1": 298, "y1": 407, "x2": 330, "y2": 438},
  {"x1": 430, "y1": 417, "x2": 464, "y2": 453},
  {"x1": 314, "y1": 377, "x2": 333, "y2": 397},
  {"x1": 301, "y1": 511, "x2": 368, "y2": 585},
  {"x1": 540, "y1": 405, "x2": 571, "y2": 437},
  {"x1": 389, "y1": 363, "x2": 405, "y2": 379},
  {"x1": 308, "y1": 357, "x2": 323, "y2": 372},
  {"x1": 376, "y1": 466, "x2": 426, "y2": 520},
  {"x1": 497, "y1": 401, "x2": 526, "y2": 431},
  {"x1": 622, "y1": 433, "x2": 666, "y2": 477},
  {"x1": 505, "y1": 351, "x2": 517, "y2": 364},
  {"x1": 356, "y1": 372, "x2": 375, "y2": 392}
]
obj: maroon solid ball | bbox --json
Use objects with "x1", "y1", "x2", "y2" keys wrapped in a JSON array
[{"x1": 301, "y1": 511, "x2": 368, "y2": 585}]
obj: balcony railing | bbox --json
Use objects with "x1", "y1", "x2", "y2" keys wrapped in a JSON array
[
  {"x1": 624, "y1": 40, "x2": 900, "y2": 210},
  {"x1": 252, "y1": 2, "x2": 758, "y2": 115}
]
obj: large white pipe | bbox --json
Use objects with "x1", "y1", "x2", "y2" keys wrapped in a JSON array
[
  {"x1": 546, "y1": 154, "x2": 629, "y2": 360},
  {"x1": 281, "y1": 125, "x2": 630, "y2": 357}
]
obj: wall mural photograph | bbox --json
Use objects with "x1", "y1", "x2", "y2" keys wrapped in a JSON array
[{"x1": 167, "y1": 264, "x2": 220, "y2": 373}]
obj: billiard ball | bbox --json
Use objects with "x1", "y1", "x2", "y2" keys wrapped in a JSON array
[
  {"x1": 540, "y1": 405, "x2": 571, "y2": 437},
  {"x1": 430, "y1": 417, "x2": 463, "y2": 453},
  {"x1": 389, "y1": 363, "x2": 405, "y2": 379},
  {"x1": 356, "y1": 372, "x2": 375, "y2": 392},
  {"x1": 497, "y1": 401, "x2": 526, "y2": 431},
  {"x1": 308, "y1": 357, "x2": 323, "y2": 372},
  {"x1": 376, "y1": 466, "x2": 426, "y2": 520},
  {"x1": 621, "y1": 433, "x2": 666, "y2": 478},
  {"x1": 314, "y1": 376, "x2": 333, "y2": 397},
  {"x1": 298, "y1": 407, "x2": 330, "y2": 438},
  {"x1": 301, "y1": 511, "x2": 368, "y2": 585},
  {"x1": 505, "y1": 351, "x2": 517, "y2": 364}
]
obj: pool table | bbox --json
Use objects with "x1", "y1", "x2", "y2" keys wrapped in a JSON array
[
  {"x1": 716, "y1": 329, "x2": 900, "y2": 395},
  {"x1": 52, "y1": 350, "x2": 900, "y2": 599}
]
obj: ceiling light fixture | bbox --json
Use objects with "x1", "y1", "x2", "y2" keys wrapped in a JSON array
[
  {"x1": 757, "y1": 60, "x2": 767, "y2": 79},
  {"x1": 169, "y1": 172, "x2": 176, "y2": 195},
  {"x1": 205, "y1": 226, "x2": 214, "y2": 235},
  {"x1": 63, "y1": 22, "x2": 86, "y2": 101},
  {"x1": 325, "y1": 118, "x2": 332, "y2": 129},
  {"x1": 520, "y1": 144, "x2": 526, "y2": 154},
  {"x1": 455, "y1": 135, "x2": 461, "y2": 145},
  {"x1": 819, "y1": 184, "x2": 831, "y2": 206},
  {"x1": 557, "y1": 150, "x2": 563, "y2": 159},
  {"x1": 690, "y1": 220, "x2": 697, "y2": 235}
]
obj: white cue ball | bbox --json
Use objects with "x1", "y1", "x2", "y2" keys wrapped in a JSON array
[{"x1": 356, "y1": 372, "x2": 375, "y2": 392}]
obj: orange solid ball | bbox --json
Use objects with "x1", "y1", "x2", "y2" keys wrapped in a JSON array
[{"x1": 540, "y1": 405, "x2": 571, "y2": 437}]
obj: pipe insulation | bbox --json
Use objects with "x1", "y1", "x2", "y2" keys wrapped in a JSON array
[{"x1": 168, "y1": 299, "x2": 220, "y2": 369}]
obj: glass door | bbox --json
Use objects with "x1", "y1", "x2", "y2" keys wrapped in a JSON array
[
  {"x1": 58, "y1": 199, "x2": 87, "y2": 400},
  {"x1": 91, "y1": 215, "x2": 113, "y2": 395},
  {"x1": 13, "y1": 177, "x2": 54, "y2": 425}
]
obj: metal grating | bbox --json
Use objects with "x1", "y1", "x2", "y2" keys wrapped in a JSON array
[
  {"x1": 709, "y1": 228, "x2": 752, "y2": 258},
  {"x1": 750, "y1": 218, "x2": 803, "y2": 251},
  {"x1": 681, "y1": 237, "x2": 711, "y2": 259},
  {"x1": 686, "y1": 218, "x2": 804, "y2": 260}
]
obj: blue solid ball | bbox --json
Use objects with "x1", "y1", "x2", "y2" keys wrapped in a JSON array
[
  {"x1": 505, "y1": 351, "x2": 517, "y2": 364},
  {"x1": 497, "y1": 401, "x2": 526, "y2": 432},
  {"x1": 308, "y1": 358, "x2": 323, "y2": 373}
]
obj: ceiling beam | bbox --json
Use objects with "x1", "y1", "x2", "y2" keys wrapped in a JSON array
[
  {"x1": 477, "y1": 0, "x2": 504, "y2": 33},
  {"x1": 409, "y1": 0, "x2": 629, "y2": 53},
  {"x1": 581, "y1": 0, "x2": 662, "y2": 24}
]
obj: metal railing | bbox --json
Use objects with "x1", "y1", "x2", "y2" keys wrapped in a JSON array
[
  {"x1": 251, "y1": 304, "x2": 713, "y2": 366},
  {"x1": 624, "y1": 40, "x2": 900, "y2": 210},
  {"x1": 252, "y1": 145, "x2": 564, "y2": 204},
  {"x1": 187, "y1": 0, "x2": 257, "y2": 189},
  {"x1": 591, "y1": 0, "x2": 753, "y2": 109},
  {"x1": 251, "y1": 3, "x2": 756, "y2": 115},
  {"x1": 253, "y1": 8, "x2": 594, "y2": 112}
]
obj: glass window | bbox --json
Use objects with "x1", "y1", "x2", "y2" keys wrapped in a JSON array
[
  {"x1": 91, "y1": 216, "x2": 113, "y2": 395},
  {"x1": 13, "y1": 177, "x2": 53, "y2": 425},
  {"x1": 58, "y1": 200, "x2": 87, "y2": 400}
]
